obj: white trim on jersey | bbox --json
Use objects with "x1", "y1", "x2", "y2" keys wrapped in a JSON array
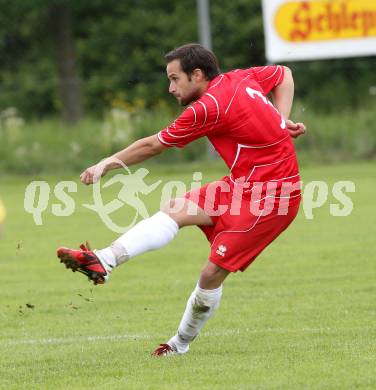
[
  {"x1": 209, "y1": 74, "x2": 224, "y2": 89},
  {"x1": 253, "y1": 66, "x2": 268, "y2": 74},
  {"x1": 166, "y1": 105, "x2": 197, "y2": 138},
  {"x1": 225, "y1": 75, "x2": 251, "y2": 115},
  {"x1": 164, "y1": 100, "x2": 210, "y2": 140},
  {"x1": 157, "y1": 131, "x2": 181, "y2": 146},
  {"x1": 246, "y1": 155, "x2": 294, "y2": 182},
  {"x1": 190, "y1": 105, "x2": 197, "y2": 126},
  {"x1": 198, "y1": 101, "x2": 208, "y2": 127},
  {"x1": 158, "y1": 99, "x2": 212, "y2": 144},
  {"x1": 229, "y1": 136, "x2": 290, "y2": 173},
  {"x1": 241, "y1": 174, "x2": 300, "y2": 193},
  {"x1": 205, "y1": 93, "x2": 220, "y2": 125},
  {"x1": 269, "y1": 173, "x2": 300, "y2": 182},
  {"x1": 257, "y1": 66, "x2": 281, "y2": 82},
  {"x1": 157, "y1": 132, "x2": 171, "y2": 145},
  {"x1": 276, "y1": 67, "x2": 284, "y2": 85},
  {"x1": 230, "y1": 154, "x2": 295, "y2": 184}
]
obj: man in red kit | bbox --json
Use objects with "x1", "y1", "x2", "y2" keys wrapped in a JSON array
[{"x1": 57, "y1": 43, "x2": 305, "y2": 356}]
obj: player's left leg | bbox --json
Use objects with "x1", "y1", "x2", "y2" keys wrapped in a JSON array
[
  {"x1": 152, "y1": 198, "x2": 302, "y2": 356},
  {"x1": 57, "y1": 198, "x2": 213, "y2": 284},
  {"x1": 152, "y1": 261, "x2": 229, "y2": 356}
]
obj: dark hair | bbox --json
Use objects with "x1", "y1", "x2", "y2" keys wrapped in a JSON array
[{"x1": 165, "y1": 43, "x2": 220, "y2": 81}]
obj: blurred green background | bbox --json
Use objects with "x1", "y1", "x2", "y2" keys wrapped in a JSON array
[{"x1": 0, "y1": 0, "x2": 375, "y2": 173}]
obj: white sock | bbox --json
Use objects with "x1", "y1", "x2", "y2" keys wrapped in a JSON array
[
  {"x1": 94, "y1": 248, "x2": 116, "y2": 269},
  {"x1": 96, "y1": 211, "x2": 179, "y2": 268},
  {"x1": 168, "y1": 284, "x2": 223, "y2": 353}
]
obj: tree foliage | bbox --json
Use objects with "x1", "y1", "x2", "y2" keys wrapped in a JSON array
[{"x1": 0, "y1": 0, "x2": 374, "y2": 118}]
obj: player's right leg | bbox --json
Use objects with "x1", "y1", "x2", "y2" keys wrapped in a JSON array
[
  {"x1": 152, "y1": 261, "x2": 229, "y2": 356},
  {"x1": 57, "y1": 198, "x2": 213, "y2": 284},
  {"x1": 152, "y1": 197, "x2": 302, "y2": 356}
]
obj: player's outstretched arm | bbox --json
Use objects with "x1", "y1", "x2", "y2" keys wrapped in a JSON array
[{"x1": 80, "y1": 135, "x2": 167, "y2": 185}]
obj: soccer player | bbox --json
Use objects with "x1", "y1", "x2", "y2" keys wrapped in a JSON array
[{"x1": 57, "y1": 43, "x2": 305, "y2": 356}]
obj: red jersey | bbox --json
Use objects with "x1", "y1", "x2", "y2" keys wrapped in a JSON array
[
  {"x1": 158, "y1": 65, "x2": 299, "y2": 189},
  {"x1": 158, "y1": 65, "x2": 301, "y2": 273}
]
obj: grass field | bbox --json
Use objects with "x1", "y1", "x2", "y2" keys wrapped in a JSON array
[{"x1": 0, "y1": 162, "x2": 375, "y2": 389}]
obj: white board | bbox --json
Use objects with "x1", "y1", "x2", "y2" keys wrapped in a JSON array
[{"x1": 262, "y1": 0, "x2": 376, "y2": 62}]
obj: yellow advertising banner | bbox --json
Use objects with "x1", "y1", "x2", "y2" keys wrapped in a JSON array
[{"x1": 275, "y1": 0, "x2": 376, "y2": 42}]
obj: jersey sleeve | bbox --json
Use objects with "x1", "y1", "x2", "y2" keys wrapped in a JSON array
[
  {"x1": 249, "y1": 65, "x2": 285, "y2": 95},
  {"x1": 157, "y1": 95, "x2": 220, "y2": 148}
]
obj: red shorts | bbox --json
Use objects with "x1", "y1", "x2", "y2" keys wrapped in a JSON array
[{"x1": 184, "y1": 177, "x2": 301, "y2": 272}]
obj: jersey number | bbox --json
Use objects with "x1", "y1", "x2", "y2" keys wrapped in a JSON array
[{"x1": 245, "y1": 87, "x2": 286, "y2": 129}]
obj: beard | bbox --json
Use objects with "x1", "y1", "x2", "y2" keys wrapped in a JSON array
[{"x1": 178, "y1": 90, "x2": 200, "y2": 106}]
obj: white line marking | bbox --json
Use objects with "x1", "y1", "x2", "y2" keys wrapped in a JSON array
[
  {"x1": 0, "y1": 327, "x2": 348, "y2": 347},
  {"x1": 0, "y1": 334, "x2": 151, "y2": 347}
]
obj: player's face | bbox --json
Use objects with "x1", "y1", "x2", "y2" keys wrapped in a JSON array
[{"x1": 166, "y1": 60, "x2": 202, "y2": 106}]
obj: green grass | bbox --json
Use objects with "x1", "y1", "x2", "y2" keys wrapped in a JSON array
[
  {"x1": 291, "y1": 104, "x2": 376, "y2": 164},
  {"x1": 0, "y1": 162, "x2": 375, "y2": 389}
]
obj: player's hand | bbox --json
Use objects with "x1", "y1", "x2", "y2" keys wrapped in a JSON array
[
  {"x1": 286, "y1": 119, "x2": 306, "y2": 138},
  {"x1": 80, "y1": 162, "x2": 109, "y2": 185}
]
